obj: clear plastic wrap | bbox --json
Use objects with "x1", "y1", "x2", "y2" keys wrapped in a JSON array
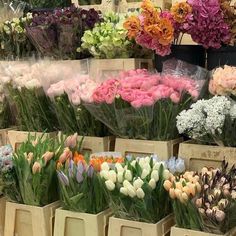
[{"x1": 85, "y1": 61, "x2": 209, "y2": 140}]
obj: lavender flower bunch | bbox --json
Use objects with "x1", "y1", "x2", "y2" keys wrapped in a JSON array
[{"x1": 26, "y1": 6, "x2": 101, "y2": 59}]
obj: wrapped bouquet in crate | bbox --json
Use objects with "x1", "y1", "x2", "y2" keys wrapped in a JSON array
[
  {"x1": 101, "y1": 156, "x2": 185, "y2": 236},
  {"x1": 177, "y1": 65, "x2": 236, "y2": 171},
  {"x1": 164, "y1": 162, "x2": 236, "y2": 236},
  {"x1": 85, "y1": 59, "x2": 208, "y2": 159}
]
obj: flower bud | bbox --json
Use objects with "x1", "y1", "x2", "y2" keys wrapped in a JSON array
[
  {"x1": 169, "y1": 188, "x2": 176, "y2": 199},
  {"x1": 215, "y1": 210, "x2": 226, "y2": 222},
  {"x1": 100, "y1": 170, "x2": 109, "y2": 180},
  {"x1": 27, "y1": 152, "x2": 33, "y2": 164},
  {"x1": 133, "y1": 178, "x2": 144, "y2": 190},
  {"x1": 175, "y1": 182, "x2": 183, "y2": 191},
  {"x1": 120, "y1": 187, "x2": 128, "y2": 196},
  {"x1": 198, "y1": 208, "x2": 205, "y2": 215},
  {"x1": 124, "y1": 170, "x2": 132, "y2": 181},
  {"x1": 108, "y1": 170, "x2": 117, "y2": 183},
  {"x1": 201, "y1": 167, "x2": 208, "y2": 174},
  {"x1": 163, "y1": 180, "x2": 172, "y2": 191},
  {"x1": 149, "y1": 178, "x2": 156, "y2": 189},
  {"x1": 117, "y1": 171, "x2": 124, "y2": 183},
  {"x1": 208, "y1": 194, "x2": 214, "y2": 203},
  {"x1": 195, "y1": 198, "x2": 203, "y2": 208},
  {"x1": 218, "y1": 199, "x2": 228, "y2": 209},
  {"x1": 143, "y1": 163, "x2": 151, "y2": 172},
  {"x1": 42, "y1": 151, "x2": 54, "y2": 164},
  {"x1": 144, "y1": 156, "x2": 150, "y2": 163},
  {"x1": 174, "y1": 188, "x2": 182, "y2": 200},
  {"x1": 214, "y1": 189, "x2": 221, "y2": 197},
  {"x1": 64, "y1": 133, "x2": 77, "y2": 148},
  {"x1": 127, "y1": 186, "x2": 136, "y2": 198},
  {"x1": 180, "y1": 192, "x2": 188, "y2": 203},
  {"x1": 141, "y1": 169, "x2": 149, "y2": 179},
  {"x1": 101, "y1": 162, "x2": 110, "y2": 171},
  {"x1": 32, "y1": 161, "x2": 41, "y2": 174},
  {"x1": 131, "y1": 160, "x2": 136, "y2": 167},
  {"x1": 105, "y1": 180, "x2": 115, "y2": 191},
  {"x1": 183, "y1": 186, "x2": 191, "y2": 196},
  {"x1": 151, "y1": 170, "x2": 159, "y2": 182},
  {"x1": 136, "y1": 188, "x2": 145, "y2": 199},
  {"x1": 115, "y1": 163, "x2": 124, "y2": 172},
  {"x1": 206, "y1": 208, "x2": 213, "y2": 217},
  {"x1": 163, "y1": 169, "x2": 170, "y2": 180},
  {"x1": 153, "y1": 162, "x2": 161, "y2": 170},
  {"x1": 123, "y1": 180, "x2": 132, "y2": 188}
]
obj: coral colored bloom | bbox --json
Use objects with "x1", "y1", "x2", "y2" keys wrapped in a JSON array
[
  {"x1": 123, "y1": 16, "x2": 141, "y2": 39},
  {"x1": 171, "y1": 2, "x2": 192, "y2": 23},
  {"x1": 158, "y1": 18, "x2": 174, "y2": 46}
]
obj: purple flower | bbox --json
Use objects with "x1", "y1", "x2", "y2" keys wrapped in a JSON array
[
  {"x1": 76, "y1": 171, "x2": 84, "y2": 183},
  {"x1": 57, "y1": 171, "x2": 69, "y2": 186},
  {"x1": 87, "y1": 165, "x2": 94, "y2": 178},
  {"x1": 76, "y1": 162, "x2": 85, "y2": 183}
]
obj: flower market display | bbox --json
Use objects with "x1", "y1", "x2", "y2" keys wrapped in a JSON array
[{"x1": 164, "y1": 162, "x2": 236, "y2": 234}]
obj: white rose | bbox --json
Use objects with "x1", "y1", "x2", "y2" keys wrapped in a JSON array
[
  {"x1": 127, "y1": 186, "x2": 136, "y2": 198},
  {"x1": 133, "y1": 178, "x2": 144, "y2": 190},
  {"x1": 151, "y1": 170, "x2": 159, "y2": 182},
  {"x1": 115, "y1": 163, "x2": 124, "y2": 172},
  {"x1": 141, "y1": 169, "x2": 150, "y2": 179},
  {"x1": 120, "y1": 187, "x2": 128, "y2": 196},
  {"x1": 100, "y1": 170, "x2": 109, "y2": 180},
  {"x1": 108, "y1": 170, "x2": 117, "y2": 183},
  {"x1": 124, "y1": 170, "x2": 132, "y2": 181},
  {"x1": 136, "y1": 188, "x2": 145, "y2": 199},
  {"x1": 117, "y1": 171, "x2": 124, "y2": 183},
  {"x1": 105, "y1": 180, "x2": 115, "y2": 191},
  {"x1": 149, "y1": 178, "x2": 156, "y2": 189},
  {"x1": 101, "y1": 162, "x2": 110, "y2": 171},
  {"x1": 123, "y1": 180, "x2": 132, "y2": 188}
]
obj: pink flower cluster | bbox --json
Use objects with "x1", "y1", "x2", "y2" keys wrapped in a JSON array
[
  {"x1": 47, "y1": 75, "x2": 98, "y2": 105},
  {"x1": 92, "y1": 69, "x2": 199, "y2": 108}
]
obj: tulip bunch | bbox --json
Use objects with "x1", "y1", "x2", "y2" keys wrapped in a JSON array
[
  {"x1": 86, "y1": 68, "x2": 203, "y2": 140},
  {"x1": 101, "y1": 156, "x2": 172, "y2": 223},
  {"x1": 164, "y1": 162, "x2": 236, "y2": 234},
  {"x1": 2, "y1": 134, "x2": 65, "y2": 206},
  {"x1": 2, "y1": 61, "x2": 58, "y2": 132},
  {"x1": 57, "y1": 134, "x2": 109, "y2": 213}
]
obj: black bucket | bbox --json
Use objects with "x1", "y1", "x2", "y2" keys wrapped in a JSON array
[
  {"x1": 155, "y1": 45, "x2": 206, "y2": 72},
  {"x1": 207, "y1": 46, "x2": 236, "y2": 70}
]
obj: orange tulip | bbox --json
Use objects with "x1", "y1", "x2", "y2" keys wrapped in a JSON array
[{"x1": 73, "y1": 152, "x2": 85, "y2": 165}]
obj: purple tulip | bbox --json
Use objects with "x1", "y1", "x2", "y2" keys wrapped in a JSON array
[
  {"x1": 87, "y1": 165, "x2": 94, "y2": 178},
  {"x1": 76, "y1": 171, "x2": 84, "y2": 183},
  {"x1": 77, "y1": 161, "x2": 85, "y2": 174},
  {"x1": 57, "y1": 171, "x2": 69, "y2": 186}
]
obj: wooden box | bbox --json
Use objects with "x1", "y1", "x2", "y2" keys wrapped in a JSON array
[
  {"x1": 53, "y1": 208, "x2": 112, "y2": 236},
  {"x1": 79, "y1": 136, "x2": 115, "y2": 155},
  {"x1": 118, "y1": 0, "x2": 172, "y2": 13},
  {"x1": 71, "y1": 0, "x2": 115, "y2": 13},
  {"x1": 7, "y1": 130, "x2": 57, "y2": 151},
  {"x1": 178, "y1": 141, "x2": 236, "y2": 172},
  {"x1": 108, "y1": 214, "x2": 174, "y2": 236},
  {"x1": 88, "y1": 58, "x2": 153, "y2": 82},
  {"x1": 0, "y1": 128, "x2": 12, "y2": 147},
  {"x1": 4, "y1": 201, "x2": 60, "y2": 236},
  {"x1": 171, "y1": 226, "x2": 236, "y2": 236},
  {"x1": 115, "y1": 138, "x2": 183, "y2": 160},
  {"x1": 0, "y1": 197, "x2": 6, "y2": 236}
]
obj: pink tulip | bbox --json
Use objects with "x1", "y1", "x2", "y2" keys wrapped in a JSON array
[
  {"x1": 64, "y1": 133, "x2": 78, "y2": 149},
  {"x1": 42, "y1": 151, "x2": 54, "y2": 164},
  {"x1": 59, "y1": 148, "x2": 73, "y2": 163},
  {"x1": 32, "y1": 162, "x2": 41, "y2": 174}
]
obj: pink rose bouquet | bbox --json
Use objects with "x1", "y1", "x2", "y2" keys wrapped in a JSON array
[{"x1": 85, "y1": 64, "x2": 206, "y2": 140}]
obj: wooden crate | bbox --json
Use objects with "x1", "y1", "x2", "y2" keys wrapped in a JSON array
[
  {"x1": 118, "y1": 0, "x2": 172, "y2": 13},
  {"x1": 53, "y1": 208, "x2": 112, "y2": 236},
  {"x1": 170, "y1": 226, "x2": 236, "y2": 236},
  {"x1": 178, "y1": 141, "x2": 236, "y2": 172},
  {"x1": 0, "y1": 197, "x2": 6, "y2": 236},
  {"x1": 88, "y1": 58, "x2": 154, "y2": 82},
  {"x1": 115, "y1": 138, "x2": 183, "y2": 160},
  {"x1": 4, "y1": 201, "x2": 60, "y2": 236},
  {"x1": 0, "y1": 128, "x2": 12, "y2": 147},
  {"x1": 108, "y1": 214, "x2": 174, "y2": 236},
  {"x1": 71, "y1": 0, "x2": 115, "y2": 12},
  {"x1": 7, "y1": 130, "x2": 57, "y2": 151},
  {"x1": 79, "y1": 136, "x2": 115, "y2": 155}
]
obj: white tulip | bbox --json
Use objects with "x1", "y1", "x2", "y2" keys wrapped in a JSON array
[
  {"x1": 143, "y1": 163, "x2": 151, "y2": 172},
  {"x1": 131, "y1": 160, "x2": 137, "y2": 167},
  {"x1": 127, "y1": 186, "x2": 136, "y2": 198},
  {"x1": 117, "y1": 171, "x2": 124, "y2": 183},
  {"x1": 151, "y1": 170, "x2": 159, "y2": 182},
  {"x1": 144, "y1": 156, "x2": 150, "y2": 163},
  {"x1": 100, "y1": 170, "x2": 109, "y2": 180},
  {"x1": 105, "y1": 180, "x2": 115, "y2": 191},
  {"x1": 133, "y1": 178, "x2": 144, "y2": 190},
  {"x1": 149, "y1": 178, "x2": 156, "y2": 189},
  {"x1": 136, "y1": 188, "x2": 145, "y2": 199},
  {"x1": 125, "y1": 170, "x2": 133, "y2": 181},
  {"x1": 108, "y1": 170, "x2": 117, "y2": 183},
  {"x1": 123, "y1": 180, "x2": 132, "y2": 188},
  {"x1": 101, "y1": 162, "x2": 110, "y2": 171},
  {"x1": 115, "y1": 163, "x2": 124, "y2": 172},
  {"x1": 141, "y1": 169, "x2": 150, "y2": 179},
  {"x1": 120, "y1": 187, "x2": 128, "y2": 196},
  {"x1": 153, "y1": 162, "x2": 161, "y2": 170},
  {"x1": 138, "y1": 158, "x2": 146, "y2": 168},
  {"x1": 163, "y1": 169, "x2": 170, "y2": 180}
]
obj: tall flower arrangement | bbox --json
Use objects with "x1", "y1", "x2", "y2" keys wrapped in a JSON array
[
  {"x1": 85, "y1": 68, "x2": 205, "y2": 140},
  {"x1": 164, "y1": 162, "x2": 236, "y2": 234}
]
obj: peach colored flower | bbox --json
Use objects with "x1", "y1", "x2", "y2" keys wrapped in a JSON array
[
  {"x1": 124, "y1": 16, "x2": 141, "y2": 40},
  {"x1": 158, "y1": 18, "x2": 174, "y2": 46},
  {"x1": 171, "y1": 2, "x2": 192, "y2": 23},
  {"x1": 32, "y1": 162, "x2": 41, "y2": 174},
  {"x1": 59, "y1": 148, "x2": 72, "y2": 163},
  {"x1": 42, "y1": 151, "x2": 54, "y2": 164}
]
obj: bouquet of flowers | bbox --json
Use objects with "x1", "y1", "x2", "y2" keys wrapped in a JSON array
[
  {"x1": 209, "y1": 65, "x2": 236, "y2": 97},
  {"x1": 47, "y1": 74, "x2": 107, "y2": 136},
  {"x1": 0, "y1": 12, "x2": 36, "y2": 59},
  {"x1": 2, "y1": 61, "x2": 58, "y2": 132},
  {"x1": 2, "y1": 133, "x2": 65, "y2": 206},
  {"x1": 80, "y1": 11, "x2": 139, "y2": 59},
  {"x1": 85, "y1": 62, "x2": 207, "y2": 140},
  {"x1": 164, "y1": 162, "x2": 236, "y2": 234},
  {"x1": 0, "y1": 145, "x2": 13, "y2": 195},
  {"x1": 101, "y1": 156, "x2": 174, "y2": 223},
  {"x1": 26, "y1": 6, "x2": 101, "y2": 59},
  {"x1": 177, "y1": 96, "x2": 236, "y2": 146}
]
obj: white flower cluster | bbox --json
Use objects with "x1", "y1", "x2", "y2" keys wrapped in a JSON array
[
  {"x1": 101, "y1": 156, "x2": 171, "y2": 199},
  {"x1": 177, "y1": 96, "x2": 236, "y2": 139}
]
